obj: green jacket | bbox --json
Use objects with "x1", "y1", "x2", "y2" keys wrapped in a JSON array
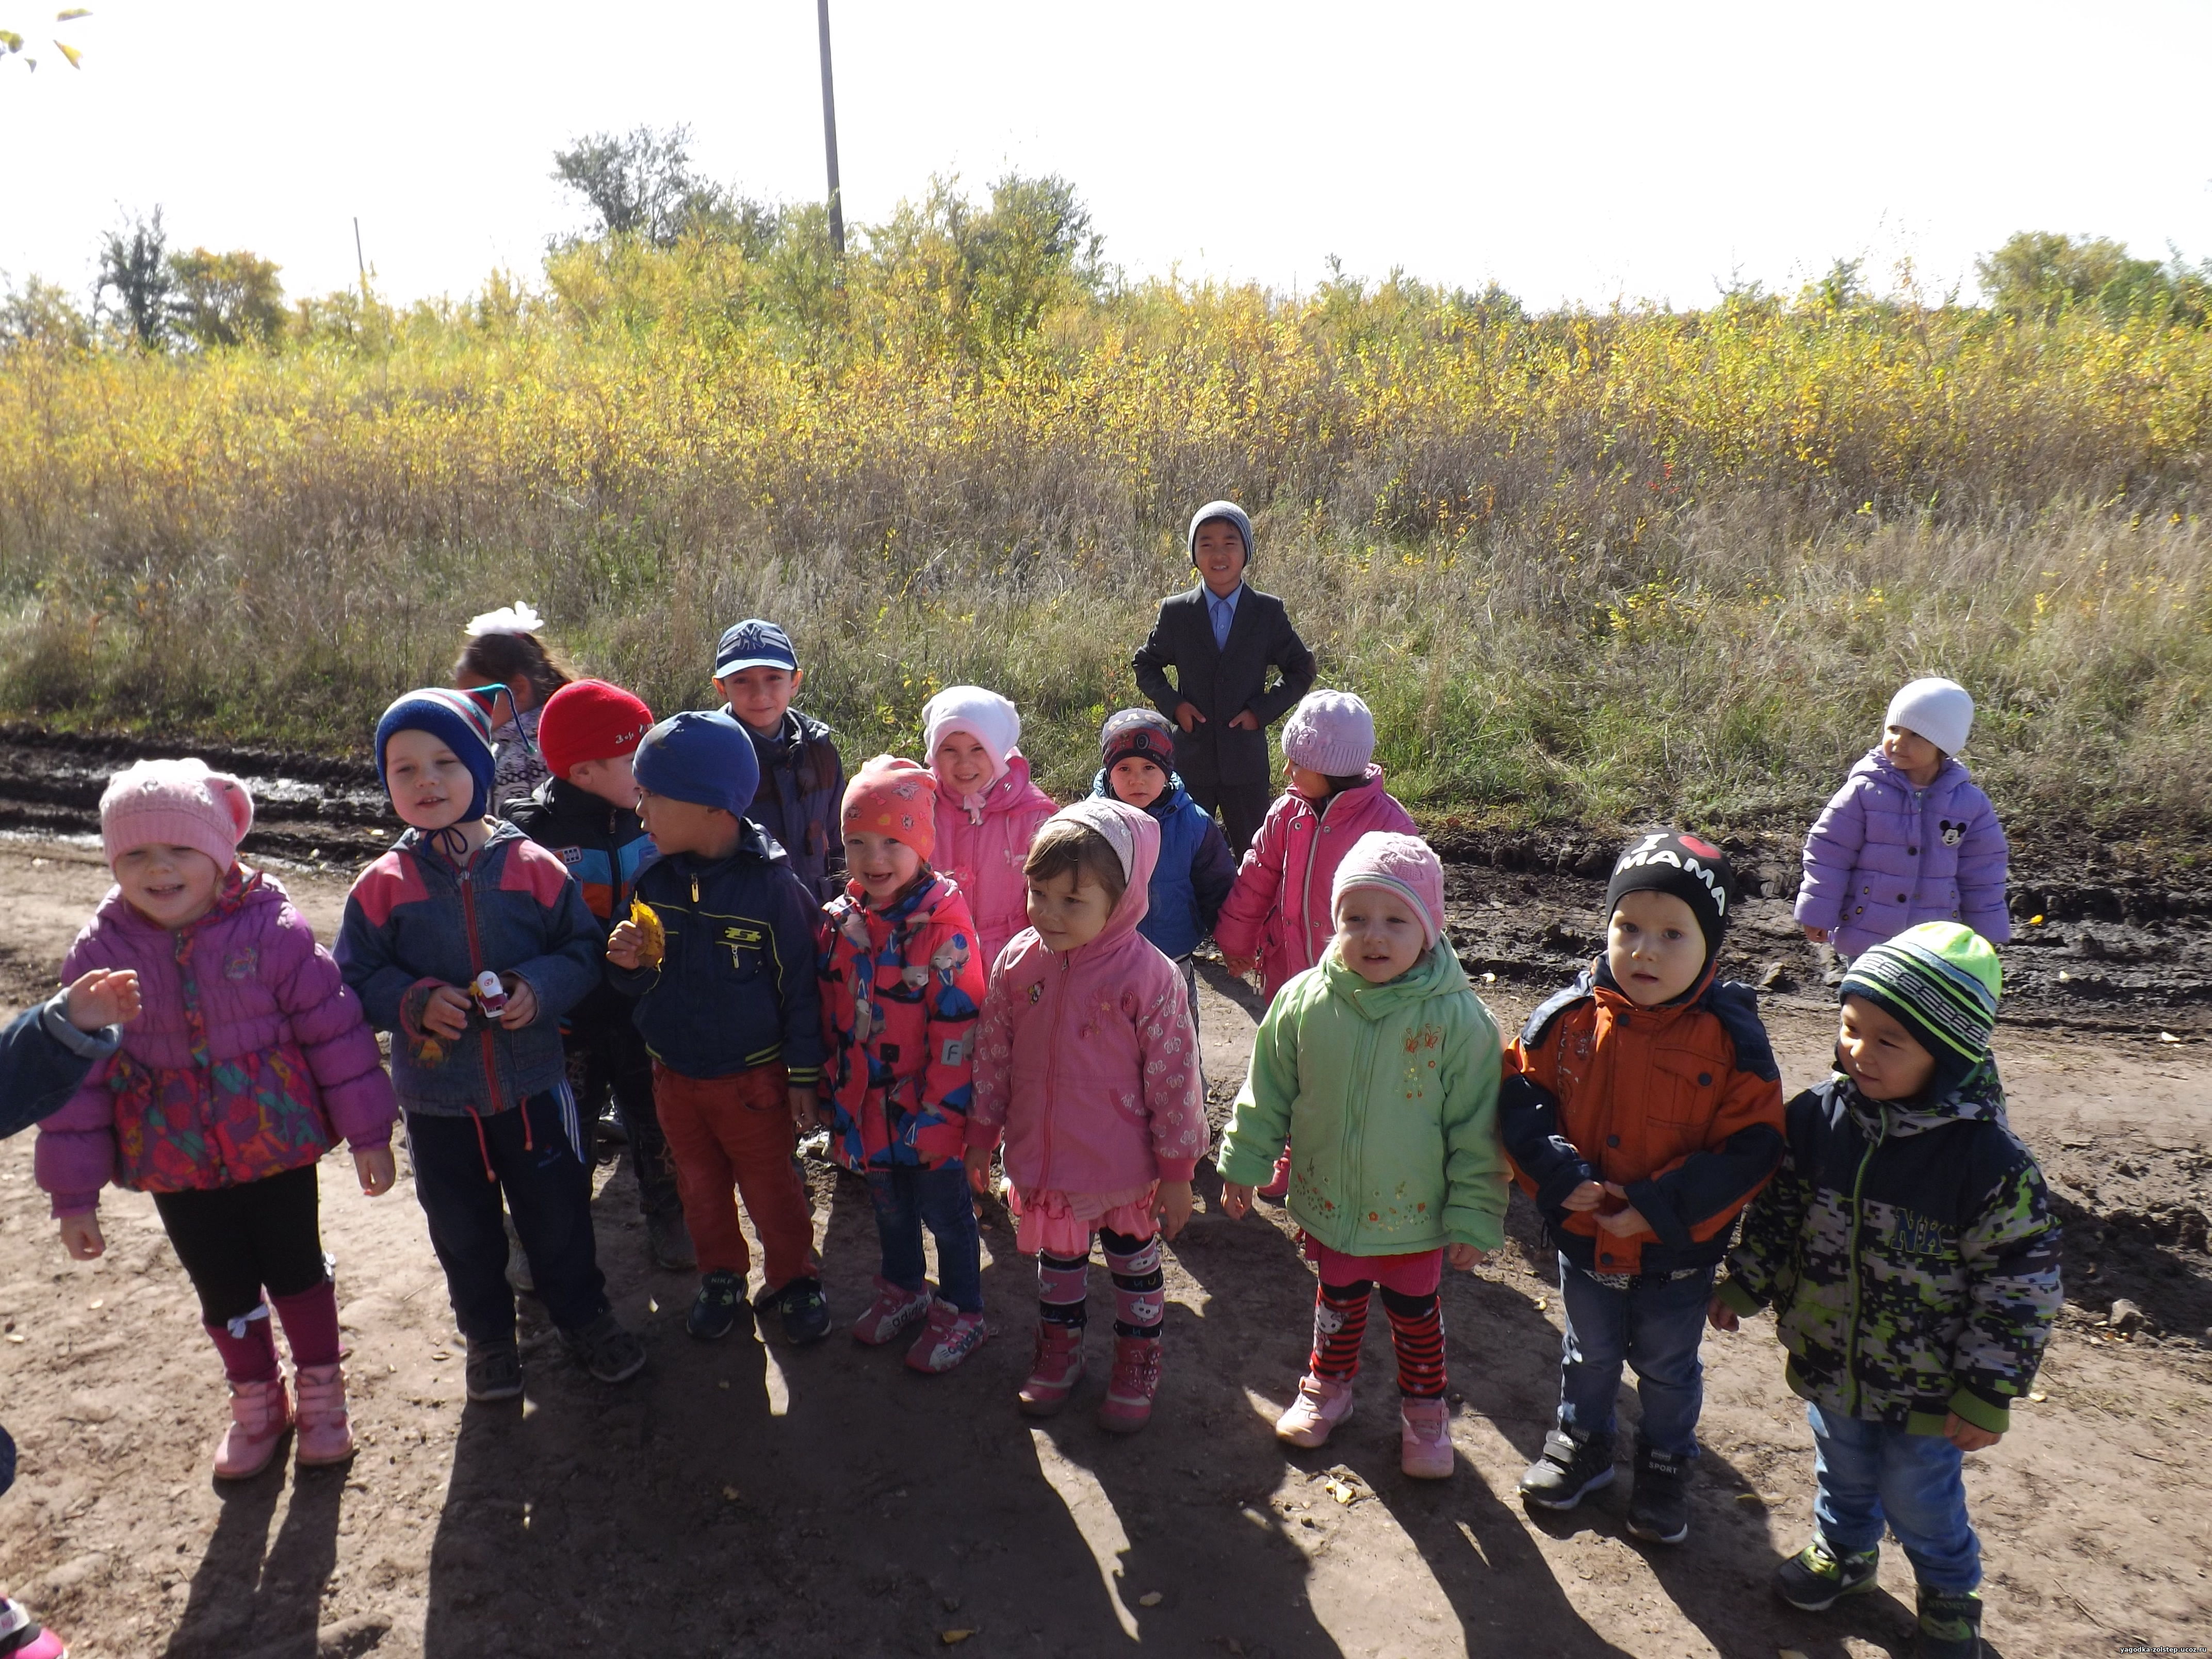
[
  {"x1": 1217, "y1": 945, "x2": 1509, "y2": 1255},
  {"x1": 1715, "y1": 1067, "x2": 2060, "y2": 1437}
]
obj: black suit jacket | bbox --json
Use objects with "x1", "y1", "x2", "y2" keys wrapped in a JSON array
[{"x1": 1131, "y1": 583, "x2": 1316, "y2": 789}]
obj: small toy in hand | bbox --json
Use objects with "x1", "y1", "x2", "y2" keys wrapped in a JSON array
[
  {"x1": 471, "y1": 969, "x2": 508, "y2": 1021},
  {"x1": 629, "y1": 899, "x2": 665, "y2": 969}
]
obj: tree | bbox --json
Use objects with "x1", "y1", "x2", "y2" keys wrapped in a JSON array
[
  {"x1": 0, "y1": 273, "x2": 90, "y2": 348},
  {"x1": 0, "y1": 6, "x2": 90, "y2": 73},
  {"x1": 169, "y1": 247, "x2": 286, "y2": 348},
  {"x1": 551, "y1": 124, "x2": 777, "y2": 252},
  {"x1": 1976, "y1": 231, "x2": 2172, "y2": 322},
  {"x1": 94, "y1": 206, "x2": 172, "y2": 348}
]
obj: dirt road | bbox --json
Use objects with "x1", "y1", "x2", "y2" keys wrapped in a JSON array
[{"x1": 1, "y1": 839, "x2": 2207, "y2": 1658}]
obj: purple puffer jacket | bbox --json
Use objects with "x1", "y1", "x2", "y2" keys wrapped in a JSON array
[
  {"x1": 35, "y1": 868, "x2": 396, "y2": 1215},
  {"x1": 1795, "y1": 749, "x2": 2011, "y2": 960}
]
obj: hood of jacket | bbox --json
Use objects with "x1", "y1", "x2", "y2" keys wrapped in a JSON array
[
  {"x1": 1055, "y1": 798, "x2": 1158, "y2": 963},
  {"x1": 1086, "y1": 768, "x2": 1195, "y2": 819},
  {"x1": 1316, "y1": 931, "x2": 1473, "y2": 1017},
  {"x1": 1849, "y1": 745, "x2": 1971, "y2": 800},
  {"x1": 1834, "y1": 1060, "x2": 2007, "y2": 1140}
]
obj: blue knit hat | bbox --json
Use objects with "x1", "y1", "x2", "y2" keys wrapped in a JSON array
[
  {"x1": 632, "y1": 709, "x2": 759, "y2": 818},
  {"x1": 1186, "y1": 500, "x2": 1253, "y2": 566},
  {"x1": 375, "y1": 688, "x2": 497, "y2": 821}
]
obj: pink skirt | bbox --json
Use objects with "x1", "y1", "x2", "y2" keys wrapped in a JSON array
[
  {"x1": 1011, "y1": 1183, "x2": 1159, "y2": 1257},
  {"x1": 1302, "y1": 1235, "x2": 1443, "y2": 1297}
]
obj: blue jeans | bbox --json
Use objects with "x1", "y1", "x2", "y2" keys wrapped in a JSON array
[
  {"x1": 1555, "y1": 1255, "x2": 1714, "y2": 1458},
  {"x1": 868, "y1": 1164, "x2": 982, "y2": 1314},
  {"x1": 1808, "y1": 1403, "x2": 1981, "y2": 1593}
]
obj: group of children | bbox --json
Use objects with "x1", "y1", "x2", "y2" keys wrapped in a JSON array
[{"x1": 0, "y1": 501, "x2": 2045, "y2": 1659}]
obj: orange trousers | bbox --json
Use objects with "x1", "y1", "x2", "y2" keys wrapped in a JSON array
[{"x1": 650, "y1": 1061, "x2": 818, "y2": 1289}]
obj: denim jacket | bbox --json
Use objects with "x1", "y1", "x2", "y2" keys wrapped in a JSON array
[{"x1": 336, "y1": 821, "x2": 602, "y2": 1115}]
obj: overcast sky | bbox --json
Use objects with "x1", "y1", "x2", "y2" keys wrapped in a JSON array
[{"x1": 4, "y1": 1, "x2": 2209, "y2": 312}]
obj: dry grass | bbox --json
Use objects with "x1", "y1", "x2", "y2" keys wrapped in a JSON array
[{"x1": 1, "y1": 249, "x2": 2208, "y2": 837}]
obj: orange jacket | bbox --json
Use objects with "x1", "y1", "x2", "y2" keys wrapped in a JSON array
[{"x1": 1500, "y1": 961, "x2": 1784, "y2": 1276}]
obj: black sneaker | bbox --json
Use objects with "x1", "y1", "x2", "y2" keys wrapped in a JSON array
[
  {"x1": 464, "y1": 1337, "x2": 524, "y2": 1403},
  {"x1": 1625, "y1": 1441, "x2": 1691, "y2": 1544},
  {"x1": 1518, "y1": 1428, "x2": 1616, "y2": 1510},
  {"x1": 1774, "y1": 1536, "x2": 1881, "y2": 1610},
  {"x1": 763, "y1": 1276, "x2": 832, "y2": 1346},
  {"x1": 562, "y1": 1312, "x2": 647, "y2": 1384},
  {"x1": 647, "y1": 1209, "x2": 698, "y2": 1272},
  {"x1": 1915, "y1": 1586, "x2": 1983, "y2": 1659},
  {"x1": 688, "y1": 1270, "x2": 749, "y2": 1341}
]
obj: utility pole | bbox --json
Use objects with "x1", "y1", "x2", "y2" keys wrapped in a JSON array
[
  {"x1": 352, "y1": 217, "x2": 368, "y2": 301},
  {"x1": 817, "y1": 0, "x2": 845, "y2": 256}
]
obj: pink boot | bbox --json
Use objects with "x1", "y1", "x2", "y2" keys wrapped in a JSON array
[
  {"x1": 1017, "y1": 1321, "x2": 1086, "y2": 1417},
  {"x1": 1096, "y1": 1336, "x2": 1162, "y2": 1435},
  {"x1": 1400, "y1": 1397, "x2": 1454, "y2": 1478},
  {"x1": 294, "y1": 1364, "x2": 355, "y2": 1467},
  {"x1": 212, "y1": 1375, "x2": 292, "y2": 1481},
  {"x1": 0, "y1": 1597, "x2": 68, "y2": 1658},
  {"x1": 1275, "y1": 1372, "x2": 1355, "y2": 1449}
]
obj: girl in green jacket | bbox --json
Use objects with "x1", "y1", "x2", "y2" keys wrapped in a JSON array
[{"x1": 1218, "y1": 833, "x2": 1509, "y2": 1478}]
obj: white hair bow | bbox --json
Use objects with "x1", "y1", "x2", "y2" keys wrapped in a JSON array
[{"x1": 465, "y1": 601, "x2": 545, "y2": 638}]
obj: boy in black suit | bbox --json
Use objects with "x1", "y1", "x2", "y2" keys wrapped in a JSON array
[{"x1": 1132, "y1": 501, "x2": 1317, "y2": 856}]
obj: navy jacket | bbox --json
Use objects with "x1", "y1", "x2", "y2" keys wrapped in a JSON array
[
  {"x1": 337, "y1": 821, "x2": 603, "y2": 1115},
  {"x1": 731, "y1": 707, "x2": 848, "y2": 905},
  {"x1": 505, "y1": 776, "x2": 660, "y2": 1043},
  {"x1": 1087, "y1": 770, "x2": 1238, "y2": 959},
  {"x1": 0, "y1": 993, "x2": 121, "y2": 1141},
  {"x1": 607, "y1": 822, "x2": 825, "y2": 1085}
]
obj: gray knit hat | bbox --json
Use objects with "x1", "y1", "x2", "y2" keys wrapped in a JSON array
[{"x1": 1186, "y1": 500, "x2": 1253, "y2": 566}]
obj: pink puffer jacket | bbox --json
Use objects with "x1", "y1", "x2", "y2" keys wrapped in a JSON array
[
  {"x1": 1213, "y1": 767, "x2": 1420, "y2": 1001},
  {"x1": 968, "y1": 803, "x2": 1207, "y2": 1198},
  {"x1": 35, "y1": 869, "x2": 396, "y2": 1215},
  {"x1": 933, "y1": 751, "x2": 1057, "y2": 966}
]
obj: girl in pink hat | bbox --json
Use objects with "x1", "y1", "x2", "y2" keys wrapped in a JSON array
[{"x1": 35, "y1": 759, "x2": 398, "y2": 1481}]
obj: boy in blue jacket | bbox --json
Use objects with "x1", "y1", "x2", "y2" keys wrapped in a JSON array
[
  {"x1": 1, "y1": 966, "x2": 138, "y2": 1659},
  {"x1": 606, "y1": 710, "x2": 832, "y2": 1347},
  {"x1": 1090, "y1": 708, "x2": 1236, "y2": 1041},
  {"x1": 713, "y1": 619, "x2": 848, "y2": 904},
  {"x1": 338, "y1": 689, "x2": 646, "y2": 1402}
]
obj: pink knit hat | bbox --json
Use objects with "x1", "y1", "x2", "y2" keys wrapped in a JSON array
[
  {"x1": 1282, "y1": 690, "x2": 1376, "y2": 777},
  {"x1": 1330, "y1": 831, "x2": 1445, "y2": 949},
  {"x1": 99, "y1": 758, "x2": 254, "y2": 872},
  {"x1": 840, "y1": 755, "x2": 938, "y2": 862}
]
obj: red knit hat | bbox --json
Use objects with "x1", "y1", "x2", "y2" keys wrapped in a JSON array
[
  {"x1": 840, "y1": 755, "x2": 937, "y2": 862},
  {"x1": 539, "y1": 679, "x2": 655, "y2": 779}
]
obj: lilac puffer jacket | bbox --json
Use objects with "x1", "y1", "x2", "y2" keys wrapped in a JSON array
[
  {"x1": 36, "y1": 869, "x2": 396, "y2": 1214},
  {"x1": 1795, "y1": 749, "x2": 2011, "y2": 960}
]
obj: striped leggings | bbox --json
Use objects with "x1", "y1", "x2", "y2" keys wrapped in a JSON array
[{"x1": 1310, "y1": 1279, "x2": 1446, "y2": 1399}]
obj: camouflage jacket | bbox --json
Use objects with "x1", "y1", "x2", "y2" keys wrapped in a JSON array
[{"x1": 1715, "y1": 1067, "x2": 2060, "y2": 1436}]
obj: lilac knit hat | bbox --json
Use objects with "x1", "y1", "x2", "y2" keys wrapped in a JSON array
[
  {"x1": 1331, "y1": 831, "x2": 1445, "y2": 949},
  {"x1": 99, "y1": 758, "x2": 254, "y2": 872},
  {"x1": 1282, "y1": 690, "x2": 1377, "y2": 776}
]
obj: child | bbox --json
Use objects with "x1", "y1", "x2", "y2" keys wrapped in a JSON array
[
  {"x1": 919, "y1": 686, "x2": 1058, "y2": 968},
  {"x1": 1131, "y1": 499, "x2": 1317, "y2": 856},
  {"x1": 504, "y1": 678, "x2": 692, "y2": 1271},
  {"x1": 1215, "y1": 689, "x2": 1417, "y2": 1196},
  {"x1": 1797, "y1": 676, "x2": 2010, "y2": 963},
  {"x1": 817, "y1": 756, "x2": 990, "y2": 1372},
  {"x1": 714, "y1": 618, "x2": 849, "y2": 904},
  {"x1": 1500, "y1": 832, "x2": 1785, "y2": 1545},
  {"x1": 39, "y1": 760, "x2": 398, "y2": 1478},
  {"x1": 1089, "y1": 707, "x2": 1237, "y2": 1035},
  {"x1": 1711, "y1": 924, "x2": 2056, "y2": 1659},
  {"x1": 606, "y1": 711, "x2": 831, "y2": 1346},
  {"x1": 2, "y1": 966, "x2": 138, "y2": 1659},
  {"x1": 965, "y1": 801, "x2": 1206, "y2": 1432},
  {"x1": 338, "y1": 690, "x2": 645, "y2": 1399},
  {"x1": 454, "y1": 601, "x2": 576, "y2": 814},
  {"x1": 1215, "y1": 833, "x2": 1509, "y2": 1478}
]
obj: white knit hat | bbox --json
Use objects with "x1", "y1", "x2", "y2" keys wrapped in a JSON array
[{"x1": 1886, "y1": 678, "x2": 1974, "y2": 756}]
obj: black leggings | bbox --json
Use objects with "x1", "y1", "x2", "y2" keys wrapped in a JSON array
[{"x1": 152, "y1": 1164, "x2": 329, "y2": 1327}]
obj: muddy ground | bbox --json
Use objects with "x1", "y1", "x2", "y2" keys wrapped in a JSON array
[{"x1": 0, "y1": 752, "x2": 2205, "y2": 1655}]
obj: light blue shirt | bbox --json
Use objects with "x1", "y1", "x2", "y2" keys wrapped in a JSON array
[{"x1": 1207, "y1": 582, "x2": 1243, "y2": 650}]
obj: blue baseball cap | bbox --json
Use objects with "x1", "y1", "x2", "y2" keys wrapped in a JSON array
[{"x1": 713, "y1": 619, "x2": 799, "y2": 679}]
